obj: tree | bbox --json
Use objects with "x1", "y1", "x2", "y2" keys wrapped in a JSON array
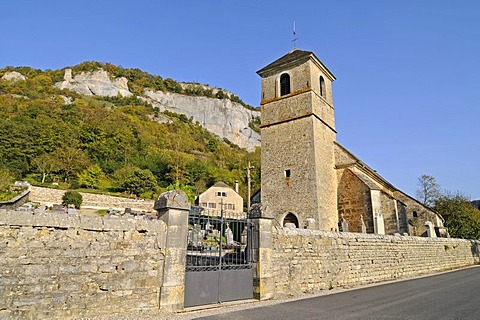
[
  {"x1": 0, "y1": 167, "x2": 14, "y2": 193},
  {"x1": 434, "y1": 192, "x2": 480, "y2": 239},
  {"x1": 56, "y1": 146, "x2": 90, "y2": 182},
  {"x1": 78, "y1": 164, "x2": 104, "y2": 189},
  {"x1": 62, "y1": 191, "x2": 83, "y2": 209},
  {"x1": 32, "y1": 153, "x2": 57, "y2": 183},
  {"x1": 415, "y1": 174, "x2": 441, "y2": 207},
  {"x1": 114, "y1": 166, "x2": 158, "y2": 197}
]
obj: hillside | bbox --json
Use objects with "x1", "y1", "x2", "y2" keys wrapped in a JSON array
[
  {"x1": 54, "y1": 62, "x2": 261, "y2": 150},
  {"x1": 0, "y1": 63, "x2": 261, "y2": 203}
]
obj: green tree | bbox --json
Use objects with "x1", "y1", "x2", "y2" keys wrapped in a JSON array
[
  {"x1": 434, "y1": 192, "x2": 480, "y2": 239},
  {"x1": 215, "y1": 90, "x2": 226, "y2": 99},
  {"x1": 32, "y1": 153, "x2": 57, "y2": 183},
  {"x1": 0, "y1": 168, "x2": 14, "y2": 193},
  {"x1": 114, "y1": 166, "x2": 158, "y2": 197},
  {"x1": 56, "y1": 146, "x2": 90, "y2": 182},
  {"x1": 415, "y1": 174, "x2": 441, "y2": 207},
  {"x1": 78, "y1": 164, "x2": 104, "y2": 189},
  {"x1": 62, "y1": 191, "x2": 83, "y2": 209}
]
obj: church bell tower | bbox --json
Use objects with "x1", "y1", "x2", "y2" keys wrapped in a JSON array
[{"x1": 257, "y1": 49, "x2": 338, "y2": 231}]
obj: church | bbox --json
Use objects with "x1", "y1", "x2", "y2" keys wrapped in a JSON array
[{"x1": 254, "y1": 49, "x2": 446, "y2": 237}]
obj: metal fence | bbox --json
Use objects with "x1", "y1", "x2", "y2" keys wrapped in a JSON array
[{"x1": 186, "y1": 206, "x2": 252, "y2": 272}]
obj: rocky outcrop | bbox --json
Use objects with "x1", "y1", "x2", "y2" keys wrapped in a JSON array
[
  {"x1": 144, "y1": 89, "x2": 261, "y2": 151},
  {"x1": 1, "y1": 71, "x2": 27, "y2": 82},
  {"x1": 55, "y1": 68, "x2": 132, "y2": 97},
  {"x1": 54, "y1": 68, "x2": 261, "y2": 150}
]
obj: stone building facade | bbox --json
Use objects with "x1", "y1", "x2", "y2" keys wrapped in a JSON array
[
  {"x1": 257, "y1": 49, "x2": 444, "y2": 236},
  {"x1": 257, "y1": 50, "x2": 338, "y2": 231},
  {"x1": 194, "y1": 182, "x2": 243, "y2": 217}
]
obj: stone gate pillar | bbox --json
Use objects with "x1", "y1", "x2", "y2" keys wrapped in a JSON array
[
  {"x1": 251, "y1": 215, "x2": 275, "y2": 300},
  {"x1": 154, "y1": 190, "x2": 190, "y2": 311}
]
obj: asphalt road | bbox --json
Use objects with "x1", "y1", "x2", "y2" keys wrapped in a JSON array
[{"x1": 194, "y1": 266, "x2": 480, "y2": 320}]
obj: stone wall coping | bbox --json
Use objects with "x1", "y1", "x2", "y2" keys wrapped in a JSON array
[
  {"x1": 274, "y1": 226, "x2": 478, "y2": 244},
  {"x1": 0, "y1": 209, "x2": 165, "y2": 233},
  {"x1": 0, "y1": 190, "x2": 30, "y2": 205},
  {"x1": 0, "y1": 190, "x2": 30, "y2": 210}
]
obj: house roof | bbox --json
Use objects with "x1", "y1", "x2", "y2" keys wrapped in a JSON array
[
  {"x1": 212, "y1": 181, "x2": 232, "y2": 189},
  {"x1": 256, "y1": 49, "x2": 335, "y2": 80}
]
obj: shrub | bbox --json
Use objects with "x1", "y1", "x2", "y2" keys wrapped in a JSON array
[{"x1": 62, "y1": 191, "x2": 83, "y2": 209}]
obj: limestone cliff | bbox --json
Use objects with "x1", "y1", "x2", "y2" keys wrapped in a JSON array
[
  {"x1": 143, "y1": 90, "x2": 260, "y2": 151},
  {"x1": 55, "y1": 69, "x2": 132, "y2": 97},
  {"x1": 54, "y1": 69, "x2": 261, "y2": 151},
  {"x1": 1, "y1": 71, "x2": 27, "y2": 82}
]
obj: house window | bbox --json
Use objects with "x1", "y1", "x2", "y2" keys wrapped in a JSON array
[
  {"x1": 208, "y1": 203, "x2": 216, "y2": 209},
  {"x1": 280, "y1": 73, "x2": 290, "y2": 96},
  {"x1": 413, "y1": 211, "x2": 418, "y2": 218},
  {"x1": 319, "y1": 76, "x2": 326, "y2": 97},
  {"x1": 226, "y1": 203, "x2": 235, "y2": 210},
  {"x1": 200, "y1": 202, "x2": 207, "y2": 207},
  {"x1": 216, "y1": 191, "x2": 227, "y2": 197},
  {"x1": 284, "y1": 169, "x2": 291, "y2": 178}
]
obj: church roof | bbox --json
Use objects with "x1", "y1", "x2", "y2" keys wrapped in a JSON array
[
  {"x1": 256, "y1": 49, "x2": 335, "y2": 80},
  {"x1": 334, "y1": 142, "x2": 396, "y2": 191}
]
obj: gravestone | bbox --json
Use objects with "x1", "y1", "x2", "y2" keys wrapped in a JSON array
[
  {"x1": 338, "y1": 214, "x2": 349, "y2": 232},
  {"x1": 225, "y1": 224, "x2": 234, "y2": 245},
  {"x1": 425, "y1": 221, "x2": 437, "y2": 238},
  {"x1": 360, "y1": 215, "x2": 367, "y2": 233},
  {"x1": 374, "y1": 212, "x2": 385, "y2": 235}
]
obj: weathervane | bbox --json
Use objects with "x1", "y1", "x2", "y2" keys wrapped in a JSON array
[{"x1": 292, "y1": 21, "x2": 299, "y2": 49}]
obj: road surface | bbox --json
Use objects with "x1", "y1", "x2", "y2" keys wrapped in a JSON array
[{"x1": 194, "y1": 266, "x2": 480, "y2": 320}]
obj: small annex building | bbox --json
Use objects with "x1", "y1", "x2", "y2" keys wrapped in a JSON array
[
  {"x1": 195, "y1": 182, "x2": 243, "y2": 216},
  {"x1": 335, "y1": 142, "x2": 447, "y2": 237},
  {"x1": 254, "y1": 48, "x2": 446, "y2": 237}
]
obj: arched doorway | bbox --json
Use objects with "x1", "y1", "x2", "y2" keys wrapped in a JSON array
[{"x1": 283, "y1": 213, "x2": 299, "y2": 228}]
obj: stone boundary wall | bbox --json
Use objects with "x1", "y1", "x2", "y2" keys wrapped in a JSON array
[
  {"x1": 270, "y1": 227, "x2": 480, "y2": 297},
  {"x1": 0, "y1": 209, "x2": 167, "y2": 319},
  {"x1": 0, "y1": 190, "x2": 30, "y2": 210},
  {"x1": 29, "y1": 186, "x2": 155, "y2": 212}
]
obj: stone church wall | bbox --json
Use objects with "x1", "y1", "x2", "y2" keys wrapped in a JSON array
[
  {"x1": 270, "y1": 227, "x2": 479, "y2": 297},
  {"x1": 0, "y1": 209, "x2": 166, "y2": 319},
  {"x1": 337, "y1": 169, "x2": 373, "y2": 232},
  {"x1": 379, "y1": 192, "x2": 409, "y2": 234},
  {"x1": 394, "y1": 191, "x2": 441, "y2": 236}
]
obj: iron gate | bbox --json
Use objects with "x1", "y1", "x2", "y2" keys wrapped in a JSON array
[{"x1": 184, "y1": 206, "x2": 253, "y2": 307}]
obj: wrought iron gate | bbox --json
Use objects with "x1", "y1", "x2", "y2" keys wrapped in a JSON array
[{"x1": 184, "y1": 206, "x2": 253, "y2": 307}]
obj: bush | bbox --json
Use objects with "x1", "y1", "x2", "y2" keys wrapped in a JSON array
[{"x1": 62, "y1": 191, "x2": 83, "y2": 209}]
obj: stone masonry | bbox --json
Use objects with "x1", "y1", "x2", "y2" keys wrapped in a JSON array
[
  {"x1": 267, "y1": 227, "x2": 479, "y2": 297},
  {"x1": 0, "y1": 209, "x2": 167, "y2": 319},
  {"x1": 29, "y1": 186, "x2": 155, "y2": 212},
  {"x1": 258, "y1": 50, "x2": 338, "y2": 231}
]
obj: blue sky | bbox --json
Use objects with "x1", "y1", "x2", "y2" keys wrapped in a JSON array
[{"x1": 1, "y1": 1, "x2": 479, "y2": 199}]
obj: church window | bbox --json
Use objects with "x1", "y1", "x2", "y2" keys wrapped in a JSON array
[
  {"x1": 283, "y1": 213, "x2": 299, "y2": 228},
  {"x1": 284, "y1": 169, "x2": 291, "y2": 187},
  {"x1": 280, "y1": 73, "x2": 290, "y2": 96},
  {"x1": 413, "y1": 211, "x2": 418, "y2": 218},
  {"x1": 319, "y1": 76, "x2": 326, "y2": 97}
]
